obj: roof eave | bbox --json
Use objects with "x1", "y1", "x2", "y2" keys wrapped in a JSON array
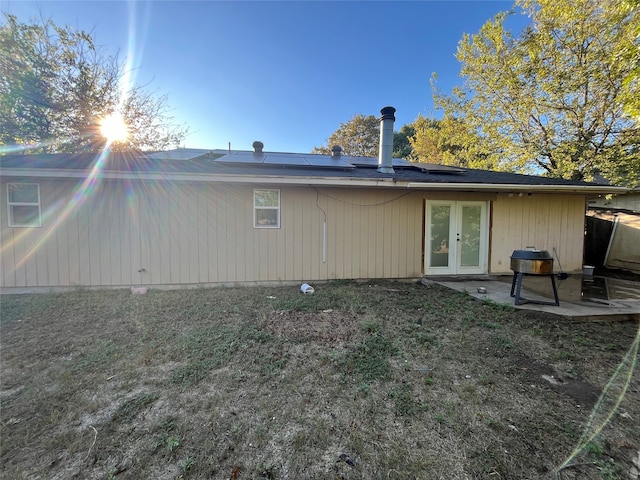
[
  {"x1": 0, "y1": 168, "x2": 397, "y2": 186},
  {"x1": 0, "y1": 168, "x2": 628, "y2": 193},
  {"x1": 406, "y1": 182, "x2": 629, "y2": 195}
]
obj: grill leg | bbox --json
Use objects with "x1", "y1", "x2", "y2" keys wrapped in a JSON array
[
  {"x1": 550, "y1": 275, "x2": 560, "y2": 306},
  {"x1": 512, "y1": 272, "x2": 524, "y2": 305},
  {"x1": 510, "y1": 272, "x2": 560, "y2": 306}
]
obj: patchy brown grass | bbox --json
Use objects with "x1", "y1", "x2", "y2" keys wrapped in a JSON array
[{"x1": 1, "y1": 281, "x2": 638, "y2": 480}]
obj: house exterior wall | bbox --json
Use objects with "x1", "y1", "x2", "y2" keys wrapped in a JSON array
[
  {"x1": 0, "y1": 178, "x2": 589, "y2": 289},
  {"x1": 588, "y1": 192, "x2": 640, "y2": 213},
  {"x1": 490, "y1": 193, "x2": 587, "y2": 274},
  {"x1": 0, "y1": 178, "x2": 425, "y2": 288},
  {"x1": 604, "y1": 213, "x2": 640, "y2": 273}
]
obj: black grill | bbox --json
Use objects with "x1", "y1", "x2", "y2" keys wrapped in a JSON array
[
  {"x1": 510, "y1": 249, "x2": 554, "y2": 275},
  {"x1": 509, "y1": 249, "x2": 559, "y2": 306}
]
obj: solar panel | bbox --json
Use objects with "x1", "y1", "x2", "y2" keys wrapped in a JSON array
[
  {"x1": 264, "y1": 154, "x2": 310, "y2": 166},
  {"x1": 349, "y1": 157, "x2": 464, "y2": 174},
  {"x1": 216, "y1": 151, "x2": 263, "y2": 163},
  {"x1": 182, "y1": 149, "x2": 464, "y2": 174},
  {"x1": 144, "y1": 149, "x2": 212, "y2": 161},
  {"x1": 304, "y1": 155, "x2": 355, "y2": 168},
  {"x1": 214, "y1": 151, "x2": 355, "y2": 169},
  {"x1": 413, "y1": 163, "x2": 465, "y2": 174},
  {"x1": 350, "y1": 157, "x2": 413, "y2": 167}
]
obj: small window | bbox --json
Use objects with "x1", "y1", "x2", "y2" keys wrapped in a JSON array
[
  {"x1": 254, "y1": 189, "x2": 280, "y2": 228},
  {"x1": 7, "y1": 183, "x2": 41, "y2": 227}
]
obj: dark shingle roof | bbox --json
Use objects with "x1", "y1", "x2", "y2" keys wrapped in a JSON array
[{"x1": 0, "y1": 148, "x2": 611, "y2": 189}]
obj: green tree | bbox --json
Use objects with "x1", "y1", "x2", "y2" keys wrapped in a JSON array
[
  {"x1": 0, "y1": 14, "x2": 187, "y2": 153},
  {"x1": 434, "y1": 0, "x2": 640, "y2": 186},
  {"x1": 313, "y1": 114, "x2": 379, "y2": 157},
  {"x1": 616, "y1": 0, "x2": 640, "y2": 120},
  {"x1": 393, "y1": 123, "x2": 416, "y2": 159},
  {"x1": 410, "y1": 115, "x2": 498, "y2": 169},
  {"x1": 313, "y1": 113, "x2": 414, "y2": 158}
]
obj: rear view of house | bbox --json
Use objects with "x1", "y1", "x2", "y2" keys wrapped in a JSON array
[{"x1": 0, "y1": 108, "x2": 624, "y2": 291}]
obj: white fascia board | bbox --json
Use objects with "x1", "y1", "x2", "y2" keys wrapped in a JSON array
[
  {"x1": 0, "y1": 168, "x2": 396, "y2": 187},
  {"x1": 0, "y1": 168, "x2": 628, "y2": 194},
  {"x1": 406, "y1": 182, "x2": 629, "y2": 195}
]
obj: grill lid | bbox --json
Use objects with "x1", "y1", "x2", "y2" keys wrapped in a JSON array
[{"x1": 510, "y1": 249, "x2": 553, "y2": 260}]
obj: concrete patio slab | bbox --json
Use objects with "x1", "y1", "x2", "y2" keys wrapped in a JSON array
[{"x1": 426, "y1": 274, "x2": 640, "y2": 321}]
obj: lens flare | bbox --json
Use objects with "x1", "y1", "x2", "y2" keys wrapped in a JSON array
[
  {"x1": 554, "y1": 322, "x2": 640, "y2": 473},
  {"x1": 100, "y1": 112, "x2": 129, "y2": 143},
  {"x1": 1, "y1": 1, "x2": 156, "y2": 277}
]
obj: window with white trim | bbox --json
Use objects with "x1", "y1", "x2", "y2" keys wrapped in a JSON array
[
  {"x1": 254, "y1": 189, "x2": 280, "y2": 228},
  {"x1": 7, "y1": 183, "x2": 41, "y2": 227}
]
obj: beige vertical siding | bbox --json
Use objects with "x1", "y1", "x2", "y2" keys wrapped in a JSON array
[
  {"x1": 603, "y1": 213, "x2": 640, "y2": 272},
  {"x1": 1, "y1": 178, "x2": 589, "y2": 288},
  {"x1": 490, "y1": 193, "x2": 587, "y2": 274},
  {"x1": 590, "y1": 192, "x2": 640, "y2": 212},
  {"x1": 1, "y1": 179, "x2": 426, "y2": 288}
]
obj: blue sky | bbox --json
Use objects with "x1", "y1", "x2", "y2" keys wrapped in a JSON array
[{"x1": 1, "y1": 1, "x2": 528, "y2": 152}]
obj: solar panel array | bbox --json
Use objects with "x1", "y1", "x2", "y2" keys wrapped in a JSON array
[{"x1": 209, "y1": 150, "x2": 465, "y2": 174}]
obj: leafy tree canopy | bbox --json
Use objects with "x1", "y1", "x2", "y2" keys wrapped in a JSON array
[
  {"x1": 393, "y1": 123, "x2": 416, "y2": 160},
  {"x1": 410, "y1": 115, "x2": 499, "y2": 169},
  {"x1": 617, "y1": 0, "x2": 640, "y2": 121},
  {"x1": 312, "y1": 114, "x2": 380, "y2": 157},
  {"x1": 434, "y1": 0, "x2": 639, "y2": 186},
  {"x1": 0, "y1": 14, "x2": 187, "y2": 153},
  {"x1": 313, "y1": 113, "x2": 415, "y2": 158}
]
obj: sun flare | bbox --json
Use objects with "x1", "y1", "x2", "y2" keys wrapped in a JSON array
[{"x1": 100, "y1": 112, "x2": 129, "y2": 143}]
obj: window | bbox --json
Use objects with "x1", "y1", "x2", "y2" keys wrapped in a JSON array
[
  {"x1": 7, "y1": 183, "x2": 41, "y2": 227},
  {"x1": 254, "y1": 189, "x2": 280, "y2": 228}
]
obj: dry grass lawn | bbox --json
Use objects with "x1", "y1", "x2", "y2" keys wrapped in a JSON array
[{"x1": 1, "y1": 280, "x2": 638, "y2": 479}]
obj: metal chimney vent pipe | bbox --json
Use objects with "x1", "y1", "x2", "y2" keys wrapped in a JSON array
[
  {"x1": 377, "y1": 106, "x2": 395, "y2": 174},
  {"x1": 331, "y1": 145, "x2": 343, "y2": 157},
  {"x1": 252, "y1": 141, "x2": 264, "y2": 154}
]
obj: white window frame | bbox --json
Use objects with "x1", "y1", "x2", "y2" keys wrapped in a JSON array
[
  {"x1": 253, "y1": 189, "x2": 280, "y2": 229},
  {"x1": 7, "y1": 183, "x2": 42, "y2": 227}
]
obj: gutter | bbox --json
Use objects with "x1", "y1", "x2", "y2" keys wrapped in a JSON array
[
  {"x1": 406, "y1": 182, "x2": 629, "y2": 195},
  {"x1": 0, "y1": 168, "x2": 628, "y2": 194},
  {"x1": 0, "y1": 168, "x2": 396, "y2": 187}
]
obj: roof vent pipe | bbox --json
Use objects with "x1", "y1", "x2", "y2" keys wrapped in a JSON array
[
  {"x1": 377, "y1": 106, "x2": 395, "y2": 174},
  {"x1": 331, "y1": 145, "x2": 343, "y2": 157},
  {"x1": 252, "y1": 141, "x2": 264, "y2": 154}
]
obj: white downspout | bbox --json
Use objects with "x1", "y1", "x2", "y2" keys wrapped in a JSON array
[{"x1": 322, "y1": 221, "x2": 327, "y2": 263}]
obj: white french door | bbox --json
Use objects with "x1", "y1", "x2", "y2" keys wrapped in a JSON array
[{"x1": 424, "y1": 201, "x2": 489, "y2": 275}]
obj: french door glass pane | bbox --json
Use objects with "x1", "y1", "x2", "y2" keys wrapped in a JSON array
[
  {"x1": 430, "y1": 205, "x2": 450, "y2": 267},
  {"x1": 460, "y1": 205, "x2": 481, "y2": 267}
]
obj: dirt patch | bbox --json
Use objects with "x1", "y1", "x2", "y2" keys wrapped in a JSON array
[
  {"x1": 509, "y1": 352, "x2": 601, "y2": 408},
  {"x1": 264, "y1": 310, "x2": 360, "y2": 343}
]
